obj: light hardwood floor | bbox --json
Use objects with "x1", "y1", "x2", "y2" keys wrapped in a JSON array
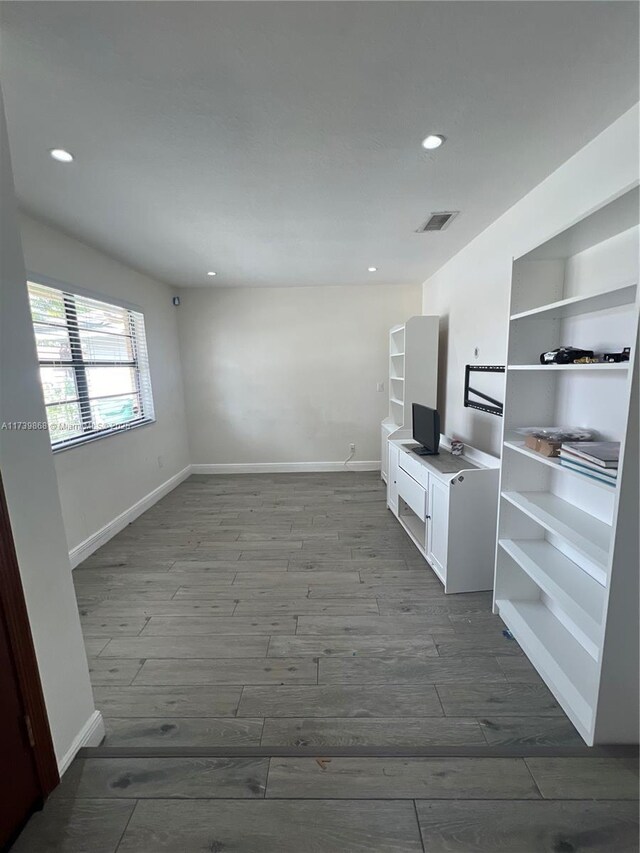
[{"x1": 13, "y1": 473, "x2": 638, "y2": 852}]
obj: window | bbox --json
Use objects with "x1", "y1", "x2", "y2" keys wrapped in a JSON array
[{"x1": 27, "y1": 280, "x2": 155, "y2": 450}]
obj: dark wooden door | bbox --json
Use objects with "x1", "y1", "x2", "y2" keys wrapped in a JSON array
[
  {"x1": 0, "y1": 602, "x2": 41, "y2": 847},
  {"x1": 0, "y1": 473, "x2": 59, "y2": 849}
]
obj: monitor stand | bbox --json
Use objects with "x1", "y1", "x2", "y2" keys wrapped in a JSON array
[{"x1": 412, "y1": 446, "x2": 439, "y2": 457}]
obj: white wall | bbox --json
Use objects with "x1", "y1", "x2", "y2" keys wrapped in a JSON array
[
  {"x1": 0, "y1": 89, "x2": 97, "y2": 769},
  {"x1": 19, "y1": 215, "x2": 191, "y2": 557},
  {"x1": 422, "y1": 105, "x2": 639, "y2": 456},
  {"x1": 178, "y1": 284, "x2": 421, "y2": 468}
]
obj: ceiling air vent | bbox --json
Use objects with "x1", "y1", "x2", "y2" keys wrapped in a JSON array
[{"x1": 416, "y1": 211, "x2": 459, "y2": 233}]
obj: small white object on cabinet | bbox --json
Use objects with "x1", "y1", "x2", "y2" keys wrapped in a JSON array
[
  {"x1": 381, "y1": 316, "x2": 438, "y2": 483},
  {"x1": 387, "y1": 434, "x2": 499, "y2": 593}
]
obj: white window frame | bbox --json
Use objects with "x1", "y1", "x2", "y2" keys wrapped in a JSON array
[{"x1": 27, "y1": 274, "x2": 156, "y2": 453}]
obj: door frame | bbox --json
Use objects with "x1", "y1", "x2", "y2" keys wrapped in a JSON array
[{"x1": 0, "y1": 471, "x2": 59, "y2": 797}]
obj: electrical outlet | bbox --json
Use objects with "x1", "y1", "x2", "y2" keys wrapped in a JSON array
[
  {"x1": 349, "y1": 443, "x2": 356, "y2": 453},
  {"x1": 376, "y1": 381, "x2": 384, "y2": 392}
]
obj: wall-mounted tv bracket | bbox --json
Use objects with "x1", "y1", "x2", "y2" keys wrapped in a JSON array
[{"x1": 464, "y1": 364, "x2": 505, "y2": 417}]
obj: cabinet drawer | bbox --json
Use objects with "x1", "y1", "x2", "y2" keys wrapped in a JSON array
[
  {"x1": 397, "y1": 467, "x2": 426, "y2": 519},
  {"x1": 398, "y1": 450, "x2": 428, "y2": 487}
]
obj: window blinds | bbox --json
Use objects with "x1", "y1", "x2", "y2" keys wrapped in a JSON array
[{"x1": 27, "y1": 281, "x2": 155, "y2": 449}]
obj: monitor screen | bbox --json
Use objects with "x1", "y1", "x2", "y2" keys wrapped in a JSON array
[{"x1": 412, "y1": 404, "x2": 440, "y2": 455}]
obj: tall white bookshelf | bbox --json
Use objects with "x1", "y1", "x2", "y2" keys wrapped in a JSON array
[
  {"x1": 494, "y1": 187, "x2": 639, "y2": 745},
  {"x1": 381, "y1": 316, "x2": 439, "y2": 482}
]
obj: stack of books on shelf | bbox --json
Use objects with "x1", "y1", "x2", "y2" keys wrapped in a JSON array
[{"x1": 559, "y1": 441, "x2": 620, "y2": 487}]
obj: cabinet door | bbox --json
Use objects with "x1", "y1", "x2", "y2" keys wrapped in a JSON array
[
  {"x1": 388, "y1": 443, "x2": 399, "y2": 517},
  {"x1": 380, "y1": 425, "x2": 389, "y2": 482},
  {"x1": 427, "y1": 475, "x2": 449, "y2": 578}
]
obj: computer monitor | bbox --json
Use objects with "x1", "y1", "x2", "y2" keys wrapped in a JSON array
[{"x1": 412, "y1": 403, "x2": 440, "y2": 456}]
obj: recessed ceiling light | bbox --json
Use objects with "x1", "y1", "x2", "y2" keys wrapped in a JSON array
[
  {"x1": 207, "y1": 271, "x2": 217, "y2": 276},
  {"x1": 421, "y1": 134, "x2": 445, "y2": 151},
  {"x1": 49, "y1": 148, "x2": 74, "y2": 163},
  {"x1": 367, "y1": 267, "x2": 377, "y2": 273}
]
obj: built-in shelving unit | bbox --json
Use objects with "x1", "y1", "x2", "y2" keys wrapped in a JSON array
[
  {"x1": 380, "y1": 316, "x2": 439, "y2": 483},
  {"x1": 493, "y1": 186, "x2": 639, "y2": 745}
]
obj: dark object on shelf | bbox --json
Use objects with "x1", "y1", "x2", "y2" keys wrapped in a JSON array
[
  {"x1": 464, "y1": 364, "x2": 505, "y2": 417},
  {"x1": 602, "y1": 347, "x2": 631, "y2": 363},
  {"x1": 540, "y1": 346, "x2": 594, "y2": 365}
]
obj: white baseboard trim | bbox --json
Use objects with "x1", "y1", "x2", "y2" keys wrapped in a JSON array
[
  {"x1": 191, "y1": 461, "x2": 381, "y2": 474},
  {"x1": 58, "y1": 710, "x2": 105, "y2": 776},
  {"x1": 69, "y1": 465, "x2": 192, "y2": 568}
]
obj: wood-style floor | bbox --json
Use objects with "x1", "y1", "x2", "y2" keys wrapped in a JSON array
[{"x1": 14, "y1": 473, "x2": 639, "y2": 851}]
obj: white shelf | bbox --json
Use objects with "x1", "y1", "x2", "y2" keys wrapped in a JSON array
[
  {"x1": 503, "y1": 441, "x2": 617, "y2": 492},
  {"x1": 501, "y1": 490, "x2": 611, "y2": 574},
  {"x1": 398, "y1": 507, "x2": 426, "y2": 553},
  {"x1": 507, "y1": 363, "x2": 629, "y2": 372},
  {"x1": 390, "y1": 376, "x2": 404, "y2": 382},
  {"x1": 390, "y1": 396, "x2": 404, "y2": 406},
  {"x1": 496, "y1": 599, "x2": 597, "y2": 738},
  {"x1": 495, "y1": 190, "x2": 639, "y2": 745},
  {"x1": 499, "y1": 539, "x2": 604, "y2": 660},
  {"x1": 510, "y1": 282, "x2": 637, "y2": 321},
  {"x1": 390, "y1": 352, "x2": 405, "y2": 358}
]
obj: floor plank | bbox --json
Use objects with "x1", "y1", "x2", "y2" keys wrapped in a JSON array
[
  {"x1": 87, "y1": 658, "x2": 145, "y2": 686},
  {"x1": 99, "y1": 636, "x2": 269, "y2": 659},
  {"x1": 525, "y1": 758, "x2": 639, "y2": 800},
  {"x1": 87, "y1": 601, "x2": 237, "y2": 618},
  {"x1": 116, "y1": 799, "x2": 424, "y2": 852},
  {"x1": 267, "y1": 634, "x2": 438, "y2": 658},
  {"x1": 478, "y1": 716, "x2": 584, "y2": 747},
  {"x1": 233, "y1": 599, "x2": 379, "y2": 615},
  {"x1": 134, "y1": 657, "x2": 318, "y2": 686},
  {"x1": 104, "y1": 717, "x2": 264, "y2": 747},
  {"x1": 11, "y1": 799, "x2": 136, "y2": 853},
  {"x1": 436, "y1": 682, "x2": 564, "y2": 716},
  {"x1": 296, "y1": 614, "x2": 455, "y2": 635},
  {"x1": 318, "y1": 655, "x2": 506, "y2": 685},
  {"x1": 415, "y1": 800, "x2": 639, "y2": 852},
  {"x1": 140, "y1": 616, "x2": 298, "y2": 635},
  {"x1": 238, "y1": 684, "x2": 443, "y2": 718},
  {"x1": 53, "y1": 757, "x2": 269, "y2": 799},
  {"x1": 266, "y1": 757, "x2": 540, "y2": 799},
  {"x1": 92, "y1": 685, "x2": 243, "y2": 718},
  {"x1": 261, "y1": 716, "x2": 486, "y2": 747}
]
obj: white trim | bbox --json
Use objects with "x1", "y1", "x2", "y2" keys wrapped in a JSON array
[
  {"x1": 57, "y1": 710, "x2": 105, "y2": 776},
  {"x1": 69, "y1": 465, "x2": 191, "y2": 567},
  {"x1": 191, "y1": 461, "x2": 381, "y2": 474}
]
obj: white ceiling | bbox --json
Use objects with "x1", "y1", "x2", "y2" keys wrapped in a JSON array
[{"x1": 1, "y1": 2, "x2": 638, "y2": 289}]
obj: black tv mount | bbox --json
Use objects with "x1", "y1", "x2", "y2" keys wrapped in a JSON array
[{"x1": 464, "y1": 364, "x2": 505, "y2": 417}]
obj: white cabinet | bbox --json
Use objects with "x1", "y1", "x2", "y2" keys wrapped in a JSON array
[
  {"x1": 387, "y1": 442, "x2": 399, "y2": 515},
  {"x1": 387, "y1": 436, "x2": 499, "y2": 594},
  {"x1": 426, "y1": 475, "x2": 448, "y2": 580},
  {"x1": 380, "y1": 421, "x2": 396, "y2": 484}
]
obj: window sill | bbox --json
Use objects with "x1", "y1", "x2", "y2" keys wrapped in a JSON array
[{"x1": 51, "y1": 417, "x2": 156, "y2": 454}]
